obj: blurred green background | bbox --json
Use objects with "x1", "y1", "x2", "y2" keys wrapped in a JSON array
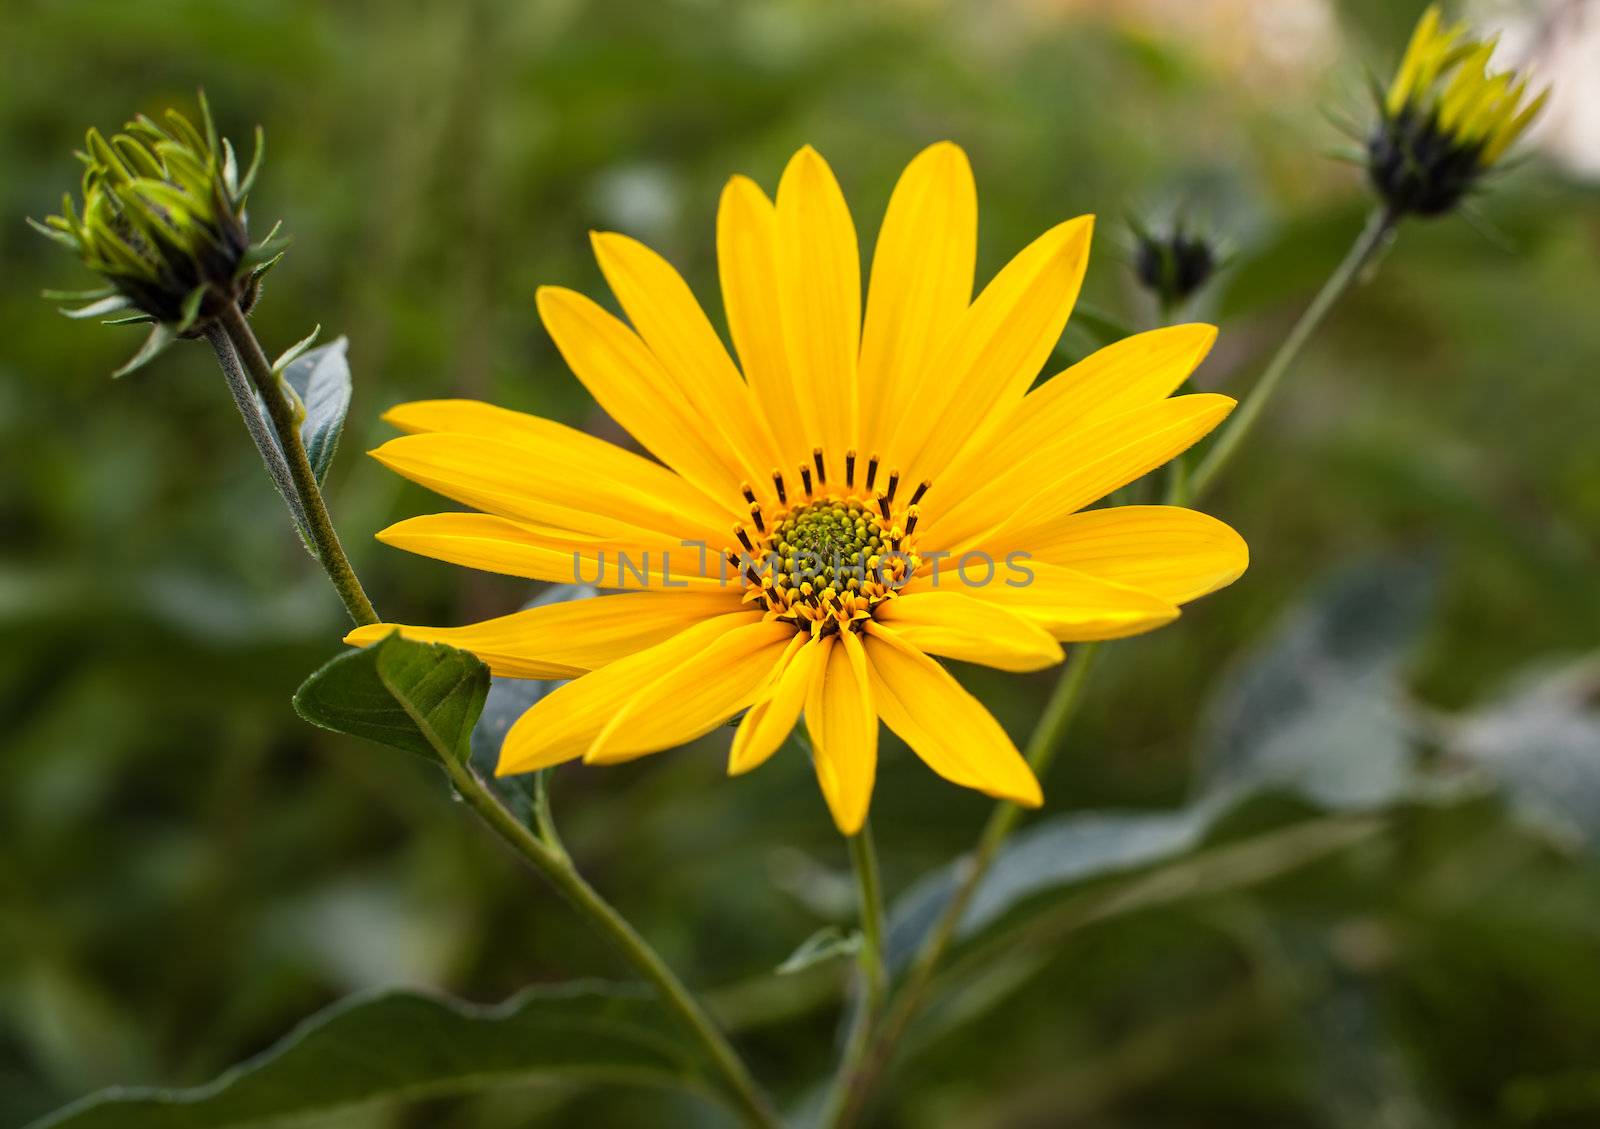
[{"x1": 4, "y1": 0, "x2": 1600, "y2": 1126}]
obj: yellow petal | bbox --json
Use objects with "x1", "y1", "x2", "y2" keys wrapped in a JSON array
[
  {"x1": 862, "y1": 624, "x2": 1042, "y2": 807},
  {"x1": 343, "y1": 589, "x2": 746, "y2": 680},
  {"x1": 776, "y1": 146, "x2": 860, "y2": 464},
  {"x1": 380, "y1": 398, "x2": 733, "y2": 531},
  {"x1": 718, "y1": 176, "x2": 811, "y2": 476},
  {"x1": 933, "y1": 393, "x2": 1235, "y2": 553},
  {"x1": 1025, "y1": 505, "x2": 1249, "y2": 605},
  {"x1": 537, "y1": 286, "x2": 748, "y2": 504},
  {"x1": 857, "y1": 142, "x2": 976, "y2": 462},
  {"x1": 872, "y1": 590, "x2": 1064, "y2": 672},
  {"x1": 376, "y1": 512, "x2": 725, "y2": 590},
  {"x1": 804, "y1": 631, "x2": 876, "y2": 835},
  {"x1": 729, "y1": 633, "x2": 826, "y2": 775},
  {"x1": 497, "y1": 612, "x2": 765, "y2": 774},
  {"x1": 884, "y1": 215, "x2": 1093, "y2": 486},
  {"x1": 590, "y1": 232, "x2": 783, "y2": 497},
  {"x1": 585, "y1": 618, "x2": 797, "y2": 764},
  {"x1": 942, "y1": 560, "x2": 1180, "y2": 642},
  {"x1": 933, "y1": 323, "x2": 1216, "y2": 512},
  {"x1": 370, "y1": 427, "x2": 729, "y2": 546}
]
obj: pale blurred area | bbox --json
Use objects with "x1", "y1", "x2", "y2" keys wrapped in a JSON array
[{"x1": 1004, "y1": 0, "x2": 1600, "y2": 177}]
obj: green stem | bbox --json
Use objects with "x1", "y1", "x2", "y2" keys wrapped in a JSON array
[
  {"x1": 818, "y1": 823, "x2": 888, "y2": 1129},
  {"x1": 848, "y1": 823, "x2": 887, "y2": 1010},
  {"x1": 203, "y1": 325, "x2": 309, "y2": 534},
  {"x1": 447, "y1": 762, "x2": 782, "y2": 1129},
  {"x1": 1173, "y1": 206, "x2": 1397, "y2": 506},
  {"x1": 210, "y1": 306, "x2": 774, "y2": 1124},
  {"x1": 832, "y1": 645, "x2": 1100, "y2": 1127},
  {"x1": 830, "y1": 207, "x2": 1404, "y2": 1126},
  {"x1": 214, "y1": 302, "x2": 380, "y2": 627}
]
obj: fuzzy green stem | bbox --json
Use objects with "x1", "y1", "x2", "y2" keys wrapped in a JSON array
[
  {"x1": 848, "y1": 823, "x2": 887, "y2": 1010},
  {"x1": 214, "y1": 302, "x2": 379, "y2": 627},
  {"x1": 818, "y1": 823, "x2": 888, "y2": 1129},
  {"x1": 832, "y1": 645, "x2": 1100, "y2": 1126},
  {"x1": 446, "y1": 762, "x2": 781, "y2": 1129},
  {"x1": 203, "y1": 324, "x2": 309, "y2": 535},
  {"x1": 209, "y1": 307, "x2": 774, "y2": 1126},
  {"x1": 1173, "y1": 207, "x2": 1397, "y2": 506}
]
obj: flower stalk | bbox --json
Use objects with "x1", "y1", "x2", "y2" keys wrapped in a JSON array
[
  {"x1": 209, "y1": 302, "x2": 380, "y2": 627},
  {"x1": 207, "y1": 307, "x2": 779, "y2": 1125},
  {"x1": 1172, "y1": 205, "x2": 1398, "y2": 506},
  {"x1": 829, "y1": 201, "x2": 1403, "y2": 1125},
  {"x1": 445, "y1": 762, "x2": 782, "y2": 1129},
  {"x1": 828, "y1": 643, "x2": 1099, "y2": 1127}
]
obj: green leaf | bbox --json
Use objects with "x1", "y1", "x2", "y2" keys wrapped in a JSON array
[
  {"x1": 887, "y1": 557, "x2": 1441, "y2": 979},
  {"x1": 469, "y1": 584, "x2": 597, "y2": 813},
  {"x1": 1196, "y1": 555, "x2": 1436, "y2": 808},
  {"x1": 273, "y1": 337, "x2": 351, "y2": 485},
  {"x1": 270, "y1": 323, "x2": 321, "y2": 373},
  {"x1": 58, "y1": 295, "x2": 132, "y2": 320},
  {"x1": 887, "y1": 797, "x2": 1229, "y2": 973},
  {"x1": 776, "y1": 926, "x2": 861, "y2": 975},
  {"x1": 1450, "y1": 656, "x2": 1600, "y2": 848},
  {"x1": 28, "y1": 983, "x2": 713, "y2": 1129},
  {"x1": 111, "y1": 323, "x2": 176, "y2": 379},
  {"x1": 293, "y1": 632, "x2": 489, "y2": 765}
]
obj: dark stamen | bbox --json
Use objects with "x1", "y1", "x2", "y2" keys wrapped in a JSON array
[
  {"x1": 904, "y1": 506, "x2": 920, "y2": 536},
  {"x1": 845, "y1": 449, "x2": 856, "y2": 488},
  {"x1": 735, "y1": 526, "x2": 755, "y2": 553},
  {"x1": 909, "y1": 479, "x2": 931, "y2": 507},
  {"x1": 886, "y1": 471, "x2": 900, "y2": 504},
  {"x1": 772, "y1": 469, "x2": 787, "y2": 506},
  {"x1": 749, "y1": 503, "x2": 766, "y2": 534},
  {"x1": 813, "y1": 447, "x2": 827, "y2": 485},
  {"x1": 799, "y1": 463, "x2": 813, "y2": 497},
  {"x1": 876, "y1": 492, "x2": 891, "y2": 521},
  {"x1": 741, "y1": 482, "x2": 757, "y2": 506},
  {"x1": 866, "y1": 453, "x2": 880, "y2": 491}
]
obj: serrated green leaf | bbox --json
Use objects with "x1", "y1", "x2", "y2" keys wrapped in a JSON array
[
  {"x1": 293, "y1": 632, "x2": 489, "y2": 765},
  {"x1": 27, "y1": 983, "x2": 713, "y2": 1129},
  {"x1": 776, "y1": 926, "x2": 861, "y2": 975}
]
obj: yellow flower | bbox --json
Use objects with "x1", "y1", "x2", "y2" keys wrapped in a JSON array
[
  {"x1": 1370, "y1": 4, "x2": 1547, "y2": 216},
  {"x1": 349, "y1": 143, "x2": 1247, "y2": 834}
]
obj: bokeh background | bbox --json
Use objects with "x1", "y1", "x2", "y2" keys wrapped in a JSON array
[{"x1": 4, "y1": 0, "x2": 1600, "y2": 1126}]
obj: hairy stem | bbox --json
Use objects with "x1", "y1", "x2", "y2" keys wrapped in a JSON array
[
  {"x1": 203, "y1": 324, "x2": 309, "y2": 535},
  {"x1": 818, "y1": 823, "x2": 888, "y2": 1128},
  {"x1": 211, "y1": 305, "x2": 774, "y2": 1123},
  {"x1": 447, "y1": 763, "x2": 781, "y2": 1129},
  {"x1": 848, "y1": 822, "x2": 888, "y2": 1010},
  {"x1": 214, "y1": 302, "x2": 379, "y2": 627}
]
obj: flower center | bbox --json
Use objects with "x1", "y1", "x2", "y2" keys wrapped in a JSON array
[{"x1": 729, "y1": 450, "x2": 927, "y2": 635}]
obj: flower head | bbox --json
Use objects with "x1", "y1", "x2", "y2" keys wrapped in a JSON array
[
  {"x1": 1368, "y1": 5, "x2": 1547, "y2": 217},
  {"x1": 33, "y1": 95, "x2": 285, "y2": 374},
  {"x1": 1131, "y1": 213, "x2": 1220, "y2": 312},
  {"x1": 350, "y1": 143, "x2": 1248, "y2": 834}
]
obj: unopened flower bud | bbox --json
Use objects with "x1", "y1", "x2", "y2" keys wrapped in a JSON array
[
  {"x1": 1367, "y1": 5, "x2": 1547, "y2": 218},
  {"x1": 32, "y1": 94, "x2": 286, "y2": 375}
]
